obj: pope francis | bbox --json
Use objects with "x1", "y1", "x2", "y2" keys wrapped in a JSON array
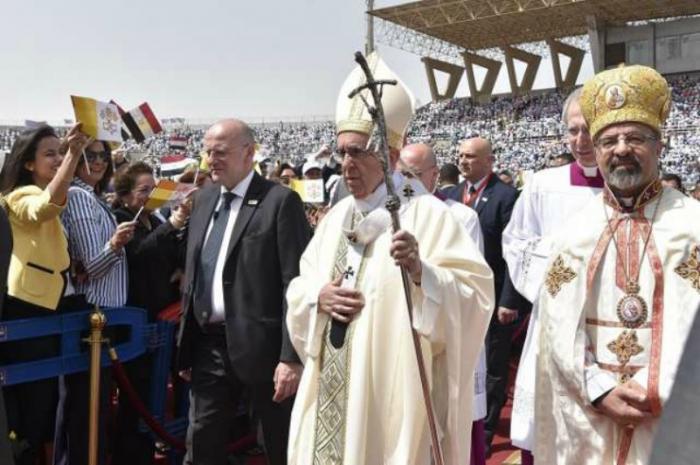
[
  {"x1": 285, "y1": 53, "x2": 495, "y2": 465},
  {"x1": 535, "y1": 65, "x2": 700, "y2": 465}
]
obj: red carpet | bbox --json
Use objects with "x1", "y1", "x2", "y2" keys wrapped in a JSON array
[
  {"x1": 487, "y1": 395, "x2": 520, "y2": 465},
  {"x1": 486, "y1": 338, "x2": 525, "y2": 465}
]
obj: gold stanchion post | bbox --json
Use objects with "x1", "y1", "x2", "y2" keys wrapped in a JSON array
[{"x1": 87, "y1": 306, "x2": 106, "y2": 465}]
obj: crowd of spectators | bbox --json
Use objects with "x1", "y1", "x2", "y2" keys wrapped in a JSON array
[
  {"x1": 1, "y1": 73, "x2": 698, "y2": 186},
  {"x1": 115, "y1": 122, "x2": 337, "y2": 167},
  {"x1": 406, "y1": 72, "x2": 700, "y2": 186}
]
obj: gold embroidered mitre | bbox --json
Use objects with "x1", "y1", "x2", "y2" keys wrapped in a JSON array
[
  {"x1": 335, "y1": 52, "x2": 415, "y2": 150},
  {"x1": 580, "y1": 64, "x2": 671, "y2": 139}
]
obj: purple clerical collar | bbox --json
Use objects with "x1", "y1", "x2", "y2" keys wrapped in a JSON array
[{"x1": 570, "y1": 162, "x2": 604, "y2": 188}]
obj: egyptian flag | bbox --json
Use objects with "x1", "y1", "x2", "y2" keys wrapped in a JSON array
[
  {"x1": 109, "y1": 100, "x2": 132, "y2": 141},
  {"x1": 169, "y1": 136, "x2": 188, "y2": 151},
  {"x1": 122, "y1": 103, "x2": 163, "y2": 143},
  {"x1": 160, "y1": 153, "x2": 194, "y2": 177}
]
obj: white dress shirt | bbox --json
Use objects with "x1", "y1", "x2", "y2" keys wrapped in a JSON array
[{"x1": 205, "y1": 170, "x2": 255, "y2": 323}]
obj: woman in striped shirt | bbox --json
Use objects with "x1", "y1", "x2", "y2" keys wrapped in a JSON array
[{"x1": 55, "y1": 140, "x2": 135, "y2": 465}]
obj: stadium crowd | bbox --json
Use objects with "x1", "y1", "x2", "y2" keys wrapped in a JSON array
[
  {"x1": 406, "y1": 72, "x2": 700, "y2": 186},
  {"x1": 1, "y1": 74, "x2": 698, "y2": 188}
]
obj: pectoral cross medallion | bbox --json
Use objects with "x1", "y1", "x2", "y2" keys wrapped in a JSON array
[
  {"x1": 616, "y1": 291, "x2": 648, "y2": 329},
  {"x1": 615, "y1": 281, "x2": 648, "y2": 329},
  {"x1": 402, "y1": 184, "x2": 415, "y2": 199}
]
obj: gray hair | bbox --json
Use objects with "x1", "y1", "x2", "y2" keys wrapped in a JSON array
[
  {"x1": 240, "y1": 123, "x2": 256, "y2": 145},
  {"x1": 561, "y1": 87, "x2": 583, "y2": 125}
]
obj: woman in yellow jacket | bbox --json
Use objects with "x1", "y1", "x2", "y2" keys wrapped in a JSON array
[{"x1": 0, "y1": 123, "x2": 89, "y2": 465}]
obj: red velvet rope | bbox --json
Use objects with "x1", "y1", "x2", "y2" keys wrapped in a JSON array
[
  {"x1": 109, "y1": 350, "x2": 257, "y2": 455},
  {"x1": 110, "y1": 351, "x2": 187, "y2": 451}
]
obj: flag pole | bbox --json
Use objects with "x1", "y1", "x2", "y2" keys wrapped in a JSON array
[
  {"x1": 192, "y1": 166, "x2": 200, "y2": 187},
  {"x1": 82, "y1": 149, "x2": 91, "y2": 175},
  {"x1": 133, "y1": 206, "x2": 145, "y2": 221}
]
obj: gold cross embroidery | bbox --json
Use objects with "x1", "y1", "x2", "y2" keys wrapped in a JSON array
[
  {"x1": 545, "y1": 255, "x2": 577, "y2": 297},
  {"x1": 607, "y1": 330, "x2": 644, "y2": 365},
  {"x1": 675, "y1": 245, "x2": 700, "y2": 292}
]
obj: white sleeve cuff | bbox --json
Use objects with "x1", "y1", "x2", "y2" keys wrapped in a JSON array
[
  {"x1": 631, "y1": 367, "x2": 649, "y2": 390},
  {"x1": 585, "y1": 366, "x2": 618, "y2": 404},
  {"x1": 303, "y1": 297, "x2": 329, "y2": 359},
  {"x1": 411, "y1": 261, "x2": 445, "y2": 342}
]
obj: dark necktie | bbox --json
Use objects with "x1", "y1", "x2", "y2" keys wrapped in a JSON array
[
  {"x1": 466, "y1": 185, "x2": 477, "y2": 208},
  {"x1": 194, "y1": 192, "x2": 236, "y2": 325}
]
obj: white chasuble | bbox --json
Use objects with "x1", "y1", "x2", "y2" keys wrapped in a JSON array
[
  {"x1": 286, "y1": 176, "x2": 495, "y2": 465},
  {"x1": 502, "y1": 163, "x2": 603, "y2": 449},
  {"x1": 534, "y1": 184, "x2": 700, "y2": 465}
]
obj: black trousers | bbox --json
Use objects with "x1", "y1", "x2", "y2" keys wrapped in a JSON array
[
  {"x1": 111, "y1": 354, "x2": 154, "y2": 465},
  {"x1": 1, "y1": 294, "x2": 85, "y2": 465},
  {"x1": 1, "y1": 297, "x2": 59, "y2": 465},
  {"x1": 484, "y1": 317, "x2": 515, "y2": 442},
  {"x1": 53, "y1": 368, "x2": 111, "y2": 465},
  {"x1": 184, "y1": 332, "x2": 292, "y2": 465}
]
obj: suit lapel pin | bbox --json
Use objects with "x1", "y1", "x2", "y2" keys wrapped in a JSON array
[
  {"x1": 247, "y1": 199, "x2": 259, "y2": 206},
  {"x1": 480, "y1": 197, "x2": 488, "y2": 203}
]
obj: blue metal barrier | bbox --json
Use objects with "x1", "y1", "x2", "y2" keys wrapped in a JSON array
[
  {"x1": 0, "y1": 306, "x2": 190, "y2": 461},
  {"x1": 0, "y1": 307, "x2": 149, "y2": 386}
]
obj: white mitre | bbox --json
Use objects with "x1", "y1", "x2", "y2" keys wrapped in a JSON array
[{"x1": 335, "y1": 52, "x2": 415, "y2": 150}]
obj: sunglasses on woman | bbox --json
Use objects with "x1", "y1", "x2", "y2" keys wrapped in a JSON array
[{"x1": 84, "y1": 150, "x2": 111, "y2": 163}]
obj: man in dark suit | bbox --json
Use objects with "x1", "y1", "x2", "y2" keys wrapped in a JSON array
[
  {"x1": 447, "y1": 137, "x2": 529, "y2": 452},
  {"x1": 437, "y1": 162, "x2": 461, "y2": 198},
  {"x1": 176, "y1": 119, "x2": 310, "y2": 465},
  {"x1": 0, "y1": 207, "x2": 15, "y2": 465}
]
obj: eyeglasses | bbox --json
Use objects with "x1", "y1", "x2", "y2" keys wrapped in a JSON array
[
  {"x1": 595, "y1": 133, "x2": 658, "y2": 151},
  {"x1": 84, "y1": 150, "x2": 111, "y2": 163},
  {"x1": 336, "y1": 146, "x2": 375, "y2": 161}
]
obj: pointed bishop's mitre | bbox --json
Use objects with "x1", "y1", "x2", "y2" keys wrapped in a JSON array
[{"x1": 335, "y1": 52, "x2": 415, "y2": 150}]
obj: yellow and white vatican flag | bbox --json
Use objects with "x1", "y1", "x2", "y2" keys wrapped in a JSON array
[
  {"x1": 290, "y1": 179, "x2": 324, "y2": 203},
  {"x1": 70, "y1": 96, "x2": 123, "y2": 142}
]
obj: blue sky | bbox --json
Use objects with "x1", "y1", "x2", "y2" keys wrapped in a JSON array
[{"x1": 0, "y1": 0, "x2": 593, "y2": 124}]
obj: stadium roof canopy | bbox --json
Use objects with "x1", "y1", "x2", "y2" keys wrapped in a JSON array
[{"x1": 370, "y1": 0, "x2": 700, "y2": 50}]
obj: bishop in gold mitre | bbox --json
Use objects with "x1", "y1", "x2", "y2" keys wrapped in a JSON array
[
  {"x1": 285, "y1": 52, "x2": 495, "y2": 465},
  {"x1": 534, "y1": 65, "x2": 700, "y2": 465}
]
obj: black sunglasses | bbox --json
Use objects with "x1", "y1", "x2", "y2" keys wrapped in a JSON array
[{"x1": 84, "y1": 150, "x2": 111, "y2": 163}]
